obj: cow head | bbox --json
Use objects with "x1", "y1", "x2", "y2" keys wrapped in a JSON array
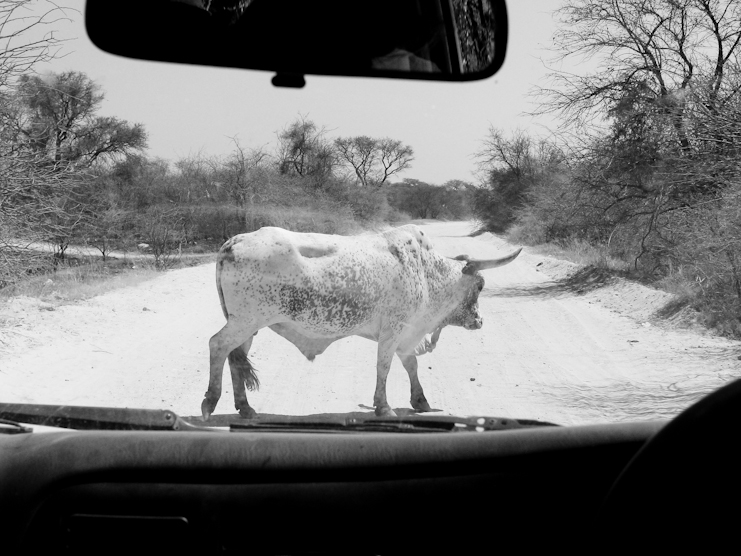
[
  {"x1": 447, "y1": 269, "x2": 485, "y2": 330},
  {"x1": 446, "y1": 248, "x2": 522, "y2": 330}
]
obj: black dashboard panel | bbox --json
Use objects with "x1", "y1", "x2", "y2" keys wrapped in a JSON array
[{"x1": 0, "y1": 421, "x2": 664, "y2": 554}]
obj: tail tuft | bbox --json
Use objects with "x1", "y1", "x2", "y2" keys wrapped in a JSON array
[{"x1": 228, "y1": 349, "x2": 260, "y2": 391}]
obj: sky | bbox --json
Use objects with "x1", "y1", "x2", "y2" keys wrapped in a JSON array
[{"x1": 27, "y1": 0, "x2": 564, "y2": 184}]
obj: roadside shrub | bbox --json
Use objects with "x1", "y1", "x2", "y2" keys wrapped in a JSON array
[
  {"x1": 244, "y1": 204, "x2": 359, "y2": 235},
  {"x1": 138, "y1": 206, "x2": 186, "y2": 269},
  {"x1": 181, "y1": 204, "x2": 244, "y2": 244},
  {"x1": 346, "y1": 187, "x2": 390, "y2": 222},
  {"x1": 472, "y1": 173, "x2": 525, "y2": 233},
  {"x1": 388, "y1": 179, "x2": 472, "y2": 221},
  {"x1": 386, "y1": 208, "x2": 412, "y2": 225},
  {"x1": 506, "y1": 206, "x2": 547, "y2": 245},
  {"x1": 0, "y1": 244, "x2": 55, "y2": 290}
]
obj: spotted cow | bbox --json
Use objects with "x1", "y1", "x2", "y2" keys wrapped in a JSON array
[{"x1": 201, "y1": 225, "x2": 521, "y2": 419}]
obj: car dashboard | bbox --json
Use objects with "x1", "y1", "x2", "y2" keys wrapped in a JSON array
[{"x1": 1, "y1": 421, "x2": 663, "y2": 554}]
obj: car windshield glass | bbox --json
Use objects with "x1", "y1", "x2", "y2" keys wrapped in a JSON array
[{"x1": 0, "y1": 0, "x2": 739, "y2": 430}]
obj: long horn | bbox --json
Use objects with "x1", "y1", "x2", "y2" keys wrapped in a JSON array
[{"x1": 460, "y1": 248, "x2": 522, "y2": 274}]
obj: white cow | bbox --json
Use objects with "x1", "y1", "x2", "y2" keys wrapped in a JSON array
[{"x1": 202, "y1": 225, "x2": 521, "y2": 419}]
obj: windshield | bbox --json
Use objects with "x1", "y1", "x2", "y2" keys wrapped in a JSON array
[{"x1": 1, "y1": 0, "x2": 739, "y2": 429}]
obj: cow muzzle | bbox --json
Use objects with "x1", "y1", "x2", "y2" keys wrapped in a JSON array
[{"x1": 466, "y1": 317, "x2": 483, "y2": 330}]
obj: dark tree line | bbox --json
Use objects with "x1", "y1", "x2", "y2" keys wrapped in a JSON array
[{"x1": 387, "y1": 178, "x2": 474, "y2": 220}]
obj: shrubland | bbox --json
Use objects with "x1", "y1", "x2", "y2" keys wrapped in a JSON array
[{"x1": 472, "y1": 0, "x2": 741, "y2": 337}]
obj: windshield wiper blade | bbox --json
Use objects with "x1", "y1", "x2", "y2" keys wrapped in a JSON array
[
  {"x1": 230, "y1": 415, "x2": 559, "y2": 433},
  {"x1": 349, "y1": 415, "x2": 560, "y2": 432},
  {"x1": 0, "y1": 403, "x2": 559, "y2": 432},
  {"x1": 0, "y1": 403, "x2": 208, "y2": 431},
  {"x1": 230, "y1": 419, "x2": 442, "y2": 433},
  {"x1": 361, "y1": 416, "x2": 559, "y2": 431}
]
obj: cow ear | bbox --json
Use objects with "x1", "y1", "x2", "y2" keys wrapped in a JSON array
[
  {"x1": 462, "y1": 261, "x2": 477, "y2": 275},
  {"x1": 452, "y1": 254, "x2": 476, "y2": 275}
]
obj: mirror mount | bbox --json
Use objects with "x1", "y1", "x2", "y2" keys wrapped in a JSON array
[{"x1": 272, "y1": 73, "x2": 306, "y2": 89}]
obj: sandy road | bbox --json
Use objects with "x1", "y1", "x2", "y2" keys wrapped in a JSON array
[{"x1": 1, "y1": 221, "x2": 739, "y2": 425}]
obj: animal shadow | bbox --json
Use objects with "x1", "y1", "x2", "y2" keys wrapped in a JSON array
[
  {"x1": 357, "y1": 404, "x2": 443, "y2": 415},
  {"x1": 185, "y1": 406, "x2": 442, "y2": 426}
]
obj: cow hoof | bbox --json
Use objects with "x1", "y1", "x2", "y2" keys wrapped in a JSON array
[
  {"x1": 375, "y1": 406, "x2": 397, "y2": 417},
  {"x1": 201, "y1": 398, "x2": 216, "y2": 421},
  {"x1": 237, "y1": 406, "x2": 257, "y2": 419},
  {"x1": 412, "y1": 401, "x2": 433, "y2": 412}
]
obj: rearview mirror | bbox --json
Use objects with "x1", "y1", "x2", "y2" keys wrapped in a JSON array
[{"x1": 85, "y1": 0, "x2": 507, "y2": 87}]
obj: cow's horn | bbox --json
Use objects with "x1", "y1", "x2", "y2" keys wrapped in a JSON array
[{"x1": 461, "y1": 248, "x2": 522, "y2": 274}]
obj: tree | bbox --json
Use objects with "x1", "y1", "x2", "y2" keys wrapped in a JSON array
[
  {"x1": 105, "y1": 155, "x2": 172, "y2": 209},
  {"x1": 83, "y1": 207, "x2": 127, "y2": 261},
  {"x1": 473, "y1": 127, "x2": 549, "y2": 231},
  {"x1": 1, "y1": 72, "x2": 147, "y2": 269},
  {"x1": 475, "y1": 127, "x2": 535, "y2": 182},
  {"x1": 439, "y1": 179, "x2": 475, "y2": 219},
  {"x1": 0, "y1": 2, "x2": 81, "y2": 285},
  {"x1": 535, "y1": 0, "x2": 741, "y2": 149},
  {"x1": 334, "y1": 136, "x2": 377, "y2": 186},
  {"x1": 525, "y1": 0, "x2": 741, "y2": 255},
  {"x1": 377, "y1": 138, "x2": 414, "y2": 185},
  {"x1": 387, "y1": 178, "x2": 470, "y2": 220},
  {"x1": 275, "y1": 116, "x2": 335, "y2": 185},
  {"x1": 218, "y1": 137, "x2": 270, "y2": 206},
  {"x1": 515, "y1": 0, "x2": 741, "y2": 333},
  {"x1": 173, "y1": 151, "x2": 219, "y2": 202},
  {"x1": 11, "y1": 71, "x2": 147, "y2": 165},
  {"x1": 335, "y1": 136, "x2": 414, "y2": 187},
  {"x1": 139, "y1": 206, "x2": 185, "y2": 269},
  {"x1": 0, "y1": 1, "x2": 70, "y2": 91}
]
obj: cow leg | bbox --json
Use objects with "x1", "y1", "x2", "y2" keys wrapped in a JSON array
[
  {"x1": 227, "y1": 334, "x2": 258, "y2": 419},
  {"x1": 373, "y1": 338, "x2": 399, "y2": 417},
  {"x1": 203, "y1": 320, "x2": 257, "y2": 420},
  {"x1": 397, "y1": 353, "x2": 433, "y2": 412}
]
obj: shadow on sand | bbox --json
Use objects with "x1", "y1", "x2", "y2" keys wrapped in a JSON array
[{"x1": 483, "y1": 266, "x2": 619, "y2": 300}]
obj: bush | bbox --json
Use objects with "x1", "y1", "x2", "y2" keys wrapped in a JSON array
[
  {"x1": 0, "y1": 244, "x2": 55, "y2": 290},
  {"x1": 346, "y1": 187, "x2": 390, "y2": 222},
  {"x1": 137, "y1": 207, "x2": 186, "y2": 269},
  {"x1": 506, "y1": 207, "x2": 547, "y2": 245},
  {"x1": 386, "y1": 207, "x2": 412, "y2": 225},
  {"x1": 180, "y1": 204, "x2": 244, "y2": 244},
  {"x1": 244, "y1": 204, "x2": 359, "y2": 235},
  {"x1": 471, "y1": 173, "x2": 525, "y2": 233}
]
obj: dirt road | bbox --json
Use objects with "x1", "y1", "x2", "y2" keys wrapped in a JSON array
[{"x1": 1, "y1": 221, "x2": 739, "y2": 425}]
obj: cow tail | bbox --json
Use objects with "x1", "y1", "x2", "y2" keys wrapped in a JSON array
[
  {"x1": 228, "y1": 349, "x2": 260, "y2": 392},
  {"x1": 217, "y1": 261, "x2": 260, "y2": 392}
]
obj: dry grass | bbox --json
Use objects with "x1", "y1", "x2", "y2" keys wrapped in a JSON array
[
  {"x1": 656, "y1": 270, "x2": 741, "y2": 338},
  {"x1": 508, "y1": 232, "x2": 741, "y2": 338},
  {"x1": 522, "y1": 237, "x2": 631, "y2": 273},
  {"x1": 0, "y1": 253, "x2": 215, "y2": 304},
  {"x1": 654, "y1": 270, "x2": 701, "y2": 300}
]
